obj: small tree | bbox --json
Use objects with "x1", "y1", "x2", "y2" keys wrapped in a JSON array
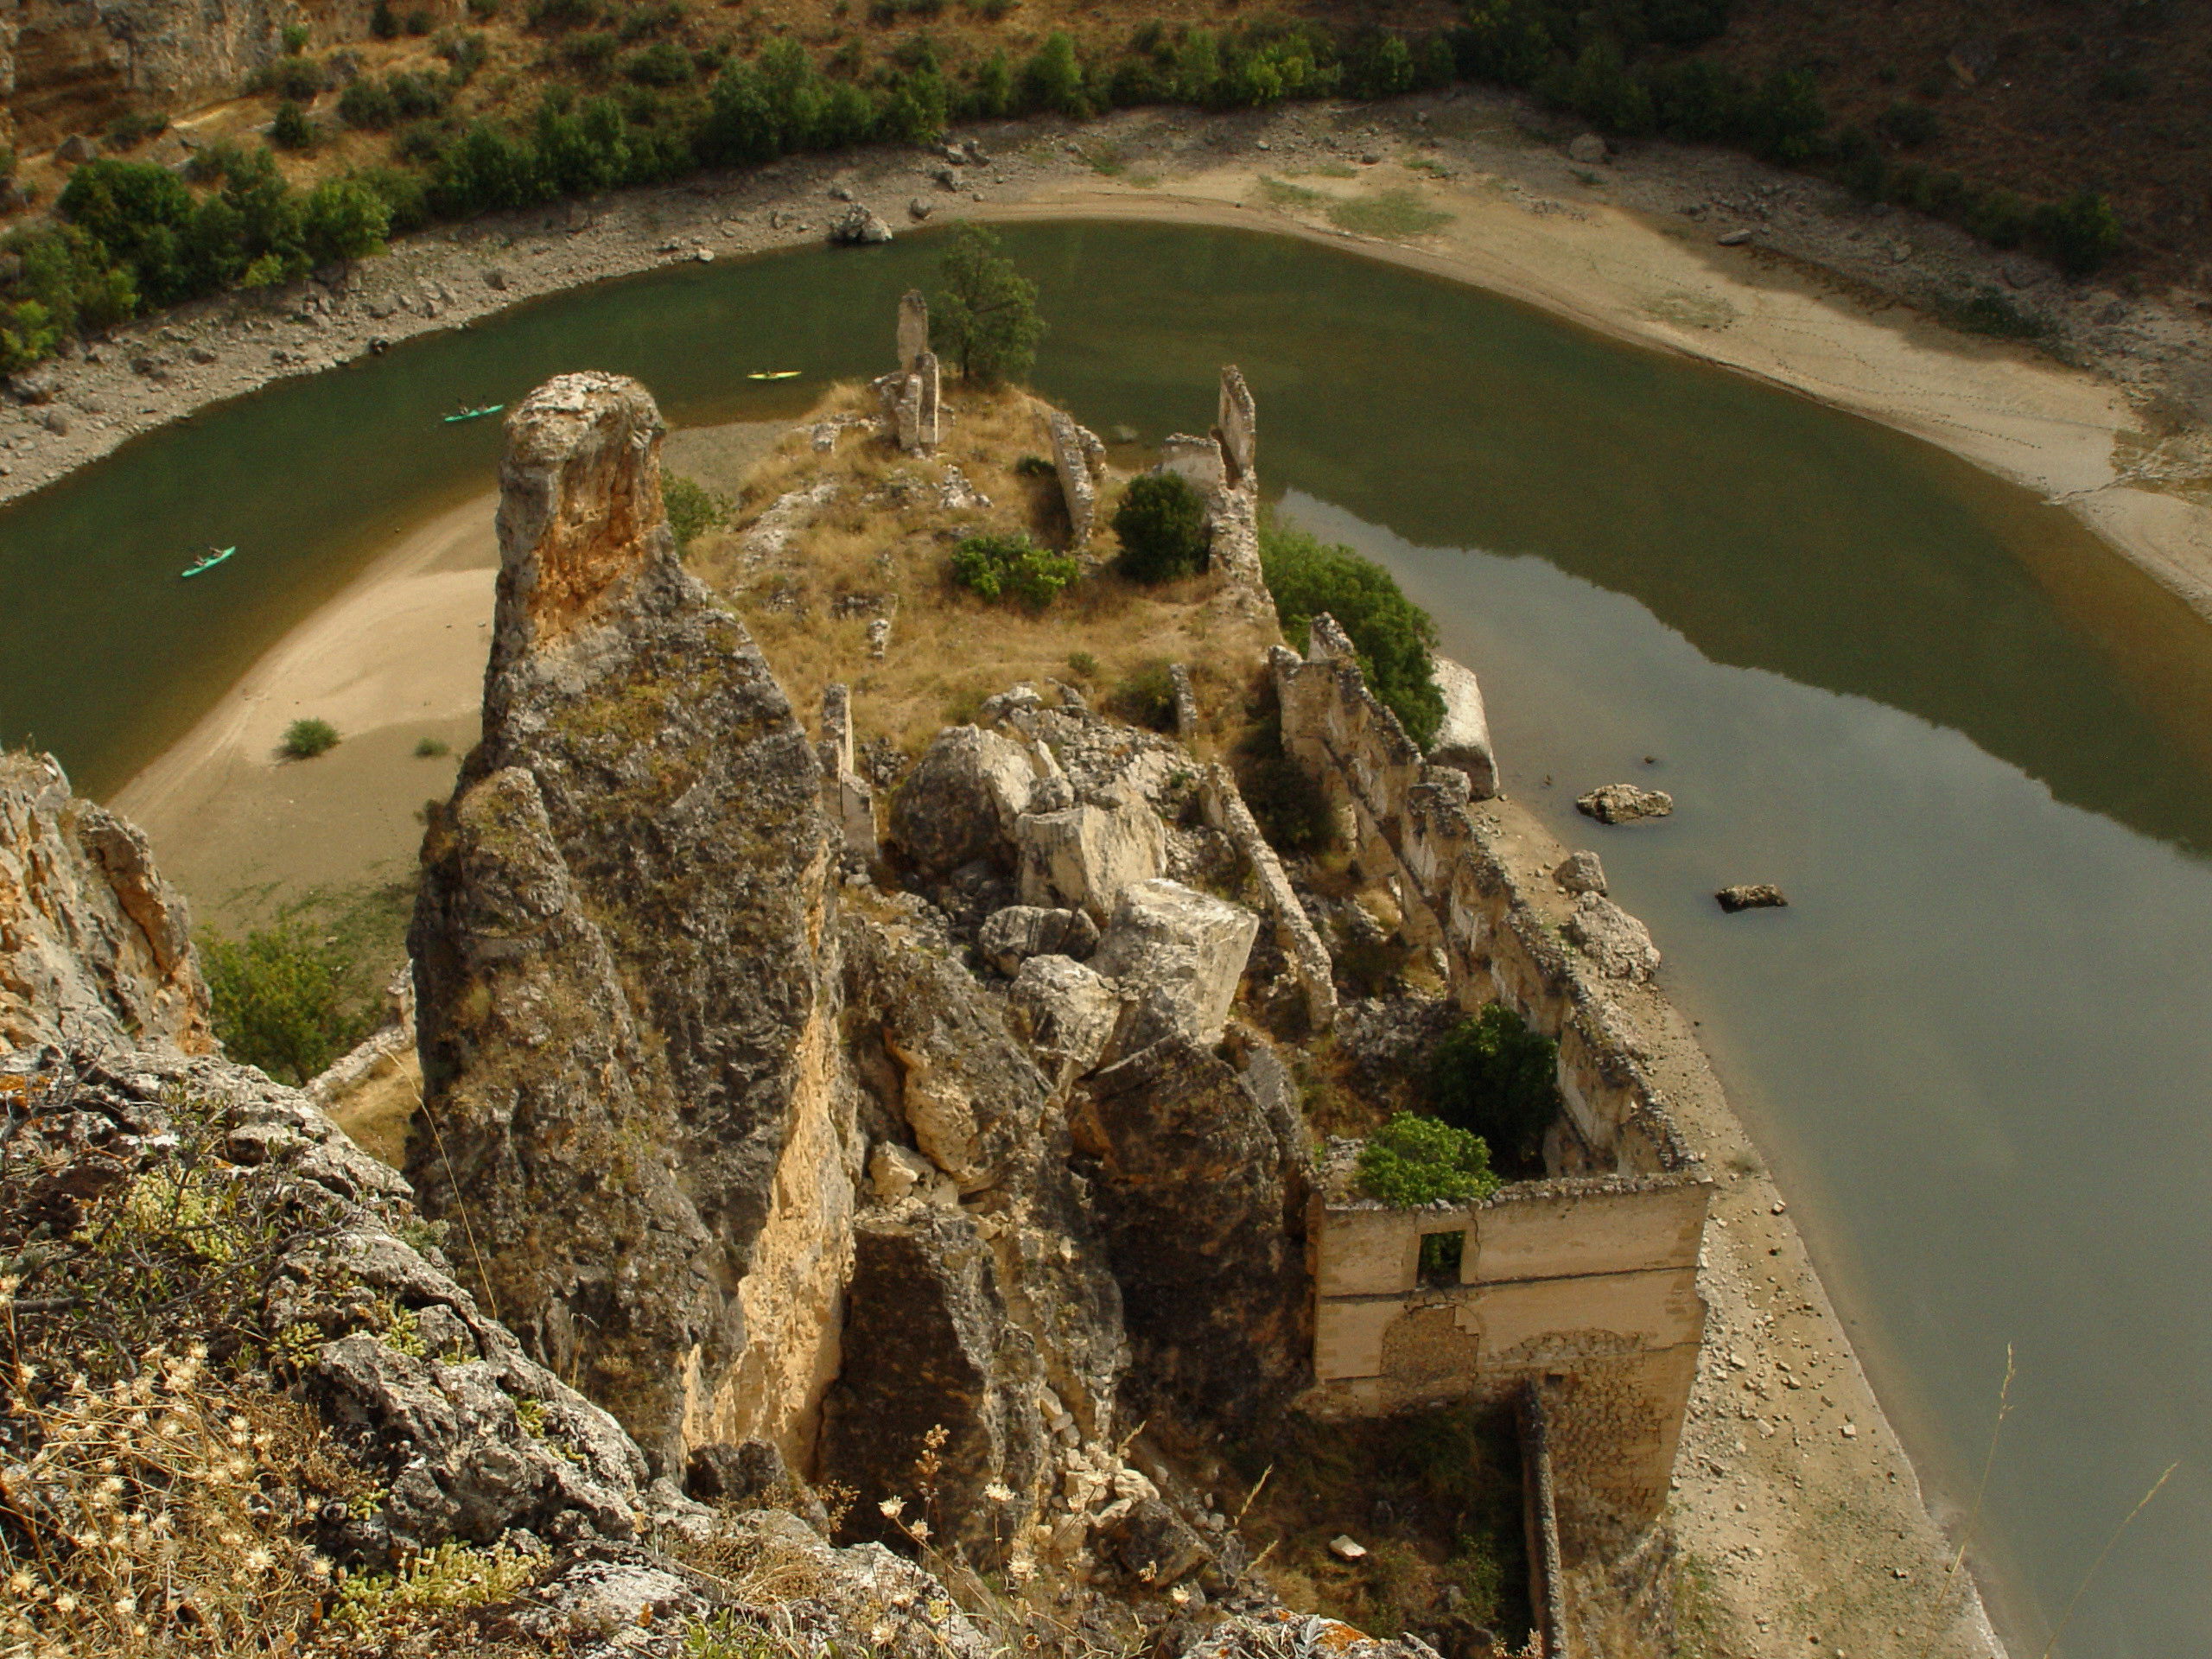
[
  {"x1": 1426, "y1": 1004, "x2": 1562, "y2": 1174},
  {"x1": 931, "y1": 222, "x2": 1045, "y2": 385},
  {"x1": 1112, "y1": 472, "x2": 1208, "y2": 582},
  {"x1": 372, "y1": 0, "x2": 401, "y2": 36},
  {"x1": 1356, "y1": 1113, "x2": 1499, "y2": 1207},
  {"x1": 662, "y1": 474, "x2": 727, "y2": 550},
  {"x1": 1260, "y1": 521, "x2": 1446, "y2": 747},
  {"x1": 201, "y1": 923, "x2": 374, "y2": 1084},
  {"x1": 269, "y1": 100, "x2": 315, "y2": 151}
]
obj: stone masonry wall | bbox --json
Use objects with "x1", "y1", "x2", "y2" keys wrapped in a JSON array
[{"x1": 1278, "y1": 616, "x2": 1713, "y2": 1548}]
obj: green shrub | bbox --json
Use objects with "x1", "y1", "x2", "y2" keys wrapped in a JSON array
[
  {"x1": 105, "y1": 110, "x2": 172, "y2": 149},
  {"x1": 950, "y1": 531, "x2": 1079, "y2": 608},
  {"x1": 621, "y1": 38, "x2": 695, "y2": 85},
  {"x1": 269, "y1": 100, "x2": 316, "y2": 151},
  {"x1": 1878, "y1": 100, "x2": 1938, "y2": 148},
  {"x1": 1112, "y1": 472, "x2": 1209, "y2": 582},
  {"x1": 2032, "y1": 189, "x2": 2120, "y2": 277},
  {"x1": 339, "y1": 76, "x2": 400, "y2": 128},
  {"x1": 252, "y1": 55, "x2": 328, "y2": 101},
  {"x1": 200, "y1": 922, "x2": 377, "y2": 1084},
  {"x1": 405, "y1": 8, "x2": 435, "y2": 34},
  {"x1": 283, "y1": 22, "x2": 312, "y2": 52},
  {"x1": 1356, "y1": 1113, "x2": 1498, "y2": 1207},
  {"x1": 414, "y1": 735, "x2": 452, "y2": 757},
  {"x1": 1947, "y1": 286, "x2": 2047, "y2": 340},
  {"x1": 372, "y1": 0, "x2": 400, "y2": 36},
  {"x1": 1107, "y1": 660, "x2": 1179, "y2": 731},
  {"x1": 931, "y1": 221, "x2": 1045, "y2": 385},
  {"x1": 663, "y1": 473, "x2": 726, "y2": 549},
  {"x1": 439, "y1": 29, "x2": 491, "y2": 79},
  {"x1": 1259, "y1": 520, "x2": 1445, "y2": 748},
  {"x1": 1014, "y1": 453, "x2": 1057, "y2": 478},
  {"x1": 1065, "y1": 650, "x2": 1099, "y2": 681},
  {"x1": 281, "y1": 717, "x2": 340, "y2": 759},
  {"x1": 1425, "y1": 1004, "x2": 1560, "y2": 1174},
  {"x1": 1021, "y1": 31, "x2": 1087, "y2": 116}
]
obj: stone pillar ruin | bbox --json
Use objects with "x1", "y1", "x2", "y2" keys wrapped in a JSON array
[
  {"x1": 879, "y1": 291, "x2": 940, "y2": 456},
  {"x1": 1217, "y1": 363, "x2": 1256, "y2": 490},
  {"x1": 896, "y1": 288, "x2": 931, "y2": 372},
  {"x1": 819, "y1": 683, "x2": 878, "y2": 861}
]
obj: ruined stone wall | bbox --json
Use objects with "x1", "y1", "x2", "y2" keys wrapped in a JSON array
[
  {"x1": 1273, "y1": 620, "x2": 1694, "y2": 1174},
  {"x1": 1276, "y1": 615, "x2": 1713, "y2": 1548},
  {"x1": 1305, "y1": 1174, "x2": 1708, "y2": 1547}
]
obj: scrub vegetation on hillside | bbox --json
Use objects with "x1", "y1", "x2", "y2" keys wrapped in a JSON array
[{"x1": 1, "y1": 0, "x2": 2158, "y2": 375}]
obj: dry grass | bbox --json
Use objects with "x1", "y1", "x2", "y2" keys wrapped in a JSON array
[{"x1": 690, "y1": 381, "x2": 1279, "y2": 760}]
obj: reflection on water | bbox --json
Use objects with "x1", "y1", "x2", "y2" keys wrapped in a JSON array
[{"x1": 3, "y1": 219, "x2": 2207, "y2": 1655}]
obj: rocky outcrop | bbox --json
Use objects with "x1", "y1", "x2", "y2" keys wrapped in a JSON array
[
  {"x1": 1716, "y1": 882, "x2": 1789, "y2": 912},
  {"x1": 1070, "y1": 1036, "x2": 1311, "y2": 1423},
  {"x1": 1427, "y1": 656, "x2": 1498, "y2": 799},
  {"x1": 890, "y1": 724, "x2": 1036, "y2": 878},
  {"x1": 1046, "y1": 409, "x2": 1105, "y2": 547},
  {"x1": 1576, "y1": 782, "x2": 1674, "y2": 824},
  {"x1": 409, "y1": 373, "x2": 852, "y2": 1475},
  {"x1": 1562, "y1": 892, "x2": 1662, "y2": 982},
  {"x1": 0, "y1": 750, "x2": 211, "y2": 1054}
]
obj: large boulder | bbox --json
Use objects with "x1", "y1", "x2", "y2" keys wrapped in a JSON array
[
  {"x1": 1015, "y1": 791, "x2": 1167, "y2": 920},
  {"x1": 978, "y1": 903, "x2": 1098, "y2": 974},
  {"x1": 1563, "y1": 892, "x2": 1662, "y2": 982},
  {"x1": 817, "y1": 1205, "x2": 1052, "y2": 1564},
  {"x1": 1007, "y1": 953, "x2": 1122, "y2": 1087},
  {"x1": 1576, "y1": 782, "x2": 1674, "y2": 824},
  {"x1": 1091, "y1": 878, "x2": 1259, "y2": 1054},
  {"x1": 891, "y1": 725, "x2": 1037, "y2": 877},
  {"x1": 1070, "y1": 1036, "x2": 1312, "y2": 1423},
  {"x1": 1427, "y1": 656, "x2": 1498, "y2": 799}
]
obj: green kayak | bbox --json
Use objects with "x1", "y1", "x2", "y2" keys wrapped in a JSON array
[
  {"x1": 181, "y1": 546, "x2": 235, "y2": 578},
  {"x1": 443, "y1": 403, "x2": 505, "y2": 423}
]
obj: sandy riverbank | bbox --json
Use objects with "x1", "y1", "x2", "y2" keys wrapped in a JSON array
[
  {"x1": 68, "y1": 86, "x2": 2212, "y2": 1657},
  {"x1": 110, "y1": 494, "x2": 496, "y2": 928}
]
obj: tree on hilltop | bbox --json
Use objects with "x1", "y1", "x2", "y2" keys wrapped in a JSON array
[{"x1": 931, "y1": 222, "x2": 1045, "y2": 385}]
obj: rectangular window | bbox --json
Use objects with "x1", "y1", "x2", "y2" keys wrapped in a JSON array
[{"x1": 1417, "y1": 1229, "x2": 1465, "y2": 1287}]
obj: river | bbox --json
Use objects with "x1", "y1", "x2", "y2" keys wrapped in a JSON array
[{"x1": 3, "y1": 219, "x2": 2205, "y2": 1657}]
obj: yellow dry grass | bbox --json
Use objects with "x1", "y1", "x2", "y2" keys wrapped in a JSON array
[{"x1": 690, "y1": 381, "x2": 1280, "y2": 759}]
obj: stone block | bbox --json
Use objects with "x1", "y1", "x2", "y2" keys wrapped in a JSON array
[
  {"x1": 1014, "y1": 794, "x2": 1166, "y2": 921},
  {"x1": 1091, "y1": 877, "x2": 1259, "y2": 1052}
]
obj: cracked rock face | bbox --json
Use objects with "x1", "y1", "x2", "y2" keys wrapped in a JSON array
[
  {"x1": 0, "y1": 752, "x2": 212, "y2": 1055},
  {"x1": 409, "y1": 373, "x2": 850, "y2": 1475}
]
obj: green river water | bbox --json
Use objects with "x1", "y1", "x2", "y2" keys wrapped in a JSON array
[{"x1": 3, "y1": 220, "x2": 2208, "y2": 1657}]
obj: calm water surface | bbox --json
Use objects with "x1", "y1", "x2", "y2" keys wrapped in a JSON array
[{"x1": 3, "y1": 221, "x2": 2207, "y2": 1656}]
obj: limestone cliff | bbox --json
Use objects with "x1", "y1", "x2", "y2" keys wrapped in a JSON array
[
  {"x1": 408, "y1": 372, "x2": 853, "y2": 1476},
  {"x1": 0, "y1": 0, "x2": 463, "y2": 148},
  {"x1": 0, "y1": 748, "x2": 210, "y2": 1054}
]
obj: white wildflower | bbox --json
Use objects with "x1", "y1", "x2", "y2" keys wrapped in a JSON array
[
  {"x1": 877, "y1": 1497, "x2": 906, "y2": 1520},
  {"x1": 983, "y1": 1482, "x2": 1014, "y2": 1505}
]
